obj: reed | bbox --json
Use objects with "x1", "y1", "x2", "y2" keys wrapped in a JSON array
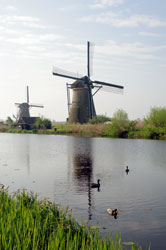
[
  {"x1": 0, "y1": 189, "x2": 145, "y2": 250},
  {"x1": 1, "y1": 121, "x2": 166, "y2": 140},
  {"x1": 54, "y1": 123, "x2": 107, "y2": 137}
]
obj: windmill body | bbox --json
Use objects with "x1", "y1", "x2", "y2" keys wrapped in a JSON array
[
  {"x1": 68, "y1": 78, "x2": 96, "y2": 123},
  {"x1": 53, "y1": 41, "x2": 124, "y2": 124},
  {"x1": 16, "y1": 103, "x2": 30, "y2": 118}
]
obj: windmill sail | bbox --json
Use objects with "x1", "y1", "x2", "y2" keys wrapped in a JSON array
[
  {"x1": 92, "y1": 80, "x2": 123, "y2": 89},
  {"x1": 53, "y1": 67, "x2": 83, "y2": 81},
  {"x1": 27, "y1": 86, "x2": 29, "y2": 104},
  {"x1": 30, "y1": 103, "x2": 44, "y2": 108}
]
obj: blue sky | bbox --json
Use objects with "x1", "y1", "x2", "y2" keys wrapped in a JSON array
[{"x1": 0, "y1": 0, "x2": 166, "y2": 121}]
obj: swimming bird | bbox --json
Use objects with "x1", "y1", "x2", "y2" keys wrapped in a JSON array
[
  {"x1": 107, "y1": 208, "x2": 118, "y2": 216},
  {"x1": 125, "y1": 166, "x2": 129, "y2": 172},
  {"x1": 91, "y1": 179, "x2": 100, "y2": 188}
]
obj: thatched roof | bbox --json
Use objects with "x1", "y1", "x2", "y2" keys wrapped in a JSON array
[
  {"x1": 17, "y1": 117, "x2": 37, "y2": 125},
  {"x1": 71, "y1": 76, "x2": 88, "y2": 88}
]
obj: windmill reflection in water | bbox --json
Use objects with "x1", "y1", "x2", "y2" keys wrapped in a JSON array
[{"x1": 71, "y1": 138, "x2": 101, "y2": 221}]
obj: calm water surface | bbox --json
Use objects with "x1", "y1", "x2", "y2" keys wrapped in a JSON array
[{"x1": 0, "y1": 133, "x2": 166, "y2": 249}]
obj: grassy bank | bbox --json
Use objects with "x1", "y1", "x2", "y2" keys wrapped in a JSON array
[
  {"x1": 2, "y1": 106, "x2": 166, "y2": 140},
  {"x1": 0, "y1": 123, "x2": 108, "y2": 137},
  {"x1": 53, "y1": 123, "x2": 107, "y2": 137},
  {"x1": 1, "y1": 123, "x2": 166, "y2": 140},
  {"x1": 0, "y1": 189, "x2": 146, "y2": 250}
]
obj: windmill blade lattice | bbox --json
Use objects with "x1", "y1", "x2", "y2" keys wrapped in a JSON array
[
  {"x1": 89, "y1": 42, "x2": 95, "y2": 78},
  {"x1": 93, "y1": 84, "x2": 123, "y2": 94},
  {"x1": 53, "y1": 67, "x2": 83, "y2": 81},
  {"x1": 29, "y1": 103, "x2": 44, "y2": 108}
]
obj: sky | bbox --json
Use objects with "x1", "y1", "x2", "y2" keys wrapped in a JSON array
[{"x1": 0, "y1": 0, "x2": 166, "y2": 122}]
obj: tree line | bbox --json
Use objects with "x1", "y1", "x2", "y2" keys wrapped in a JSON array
[{"x1": 89, "y1": 106, "x2": 166, "y2": 139}]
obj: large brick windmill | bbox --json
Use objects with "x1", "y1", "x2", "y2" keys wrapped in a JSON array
[{"x1": 52, "y1": 41, "x2": 124, "y2": 123}]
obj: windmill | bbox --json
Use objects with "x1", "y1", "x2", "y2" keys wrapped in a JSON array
[
  {"x1": 15, "y1": 86, "x2": 44, "y2": 120},
  {"x1": 15, "y1": 86, "x2": 44, "y2": 129},
  {"x1": 53, "y1": 41, "x2": 124, "y2": 123}
]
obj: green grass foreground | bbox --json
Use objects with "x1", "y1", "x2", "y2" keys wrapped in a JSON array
[{"x1": 0, "y1": 189, "x2": 147, "y2": 250}]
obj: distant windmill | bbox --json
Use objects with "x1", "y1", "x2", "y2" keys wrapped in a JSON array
[
  {"x1": 15, "y1": 86, "x2": 44, "y2": 120},
  {"x1": 53, "y1": 41, "x2": 124, "y2": 123}
]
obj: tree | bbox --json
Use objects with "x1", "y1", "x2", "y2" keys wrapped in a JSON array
[
  {"x1": 112, "y1": 109, "x2": 129, "y2": 128},
  {"x1": 42, "y1": 118, "x2": 52, "y2": 129},
  {"x1": 145, "y1": 106, "x2": 166, "y2": 127},
  {"x1": 89, "y1": 115, "x2": 111, "y2": 124},
  {"x1": 35, "y1": 117, "x2": 52, "y2": 129},
  {"x1": 6, "y1": 116, "x2": 14, "y2": 126},
  {"x1": 105, "y1": 109, "x2": 129, "y2": 137}
]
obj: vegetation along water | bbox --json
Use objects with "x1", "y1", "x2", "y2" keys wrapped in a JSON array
[
  {"x1": 0, "y1": 188, "x2": 145, "y2": 250},
  {"x1": 1, "y1": 106, "x2": 166, "y2": 140}
]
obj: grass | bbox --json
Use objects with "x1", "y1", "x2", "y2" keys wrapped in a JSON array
[
  {"x1": 54, "y1": 123, "x2": 107, "y2": 137},
  {"x1": 0, "y1": 123, "x2": 108, "y2": 137},
  {"x1": 1, "y1": 122, "x2": 166, "y2": 140},
  {"x1": 0, "y1": 188, "x2": 147, "y2": 250}
]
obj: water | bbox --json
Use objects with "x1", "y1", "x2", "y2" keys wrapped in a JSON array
[{"x1": 0, "y1": 133, "x2": 166, "y2": 249}]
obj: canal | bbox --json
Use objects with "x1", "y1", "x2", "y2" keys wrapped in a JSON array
[{"x1": 0, "y1": 133, "x2": 166, "y2": 249}]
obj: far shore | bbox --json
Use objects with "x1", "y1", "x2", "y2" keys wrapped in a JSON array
[{"x1": 0, "y1": 123, "x2": 166, "y2": 140}]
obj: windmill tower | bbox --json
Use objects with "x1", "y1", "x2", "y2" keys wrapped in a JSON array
[
  {"x1": 53, "y1": 41, "x2": 124, "y2": 123},
  {"x1": 15, "y1": 86, "x2": 44, "y2": 120}
]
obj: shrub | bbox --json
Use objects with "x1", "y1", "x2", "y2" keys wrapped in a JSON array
[
  {"x1": 104, "y1": 109, "x2": 130, "y2": 138},
  {"x1": 112, "y1": 109, "x2": 129, "y2": 127},
  {"x1": 35, "y1": 117, "x2": 52, "y2": 129},
  {"x1": 145, "y1": 106, "x2": 166, "y2": 127},
  {"x1": 5, "y1": 116, "x2": 14, "y2": 125},
  {"x1": 89, "y1": 115, "x2": 111, "y2": 124}
]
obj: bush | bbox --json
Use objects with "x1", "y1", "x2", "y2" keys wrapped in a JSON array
[
  {"x1": 145, "y1": 106, "x2": 166, "y2": 127},
  {"x1": 35, "y1": 117, "x2": 52, "y2": 129},
  {"x1": 128, "y1": 127, "x2": 166, "y2": 140},
  {"x1": 104, "y1": 109, "x2": 130, "y2": 138},
  {"x1": 5, "y1": 116, "x2": 14, "y2": 125},
  {"x1": 112, "y1": 109, "x2": 129, "y2": 127},
  {"x1": 89, "y1": 115, "x2": 111, "y2": 124}
]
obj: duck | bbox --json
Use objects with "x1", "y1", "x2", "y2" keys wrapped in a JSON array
[
  {"x1": 91, "y1": 179, "x2": 100, "y2": 188},
  {"x1": 107, "y1": 208, "x2": 118, "y2": 216},
  {"x1": 125, "y1": 166, "x2": 129, "y2": 172}
]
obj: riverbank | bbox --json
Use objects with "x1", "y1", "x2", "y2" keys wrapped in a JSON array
[
  {"x1": 0, "y1": 188, "x2": 144, "y2": 249},
  {"x1": 1, "y1": 123, "x2": 166, "y2": 140}
]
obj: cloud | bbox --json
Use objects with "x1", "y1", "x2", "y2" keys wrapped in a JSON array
[
  {"x1": 94, "y1": 41, "x2": 166, "y2": 61},
  {"x1": 6, "y1": 33, "x2": 64, "y2": 45},
  {"x1": 6, "y1": 15, "x2": 43, "y2": 28},
  {"x1": 59, "y1": 4, "x2": 78, "y2": 12},
  {"x1": 0, "y1": 13, "x2": 65, "y2": 60},
  {"x1": 90, "y1": 0, "x2": 124, "y2": 9},
  {"x1": 64, "y1": 43, "x2": 86, "y2": 51},
  {"x1": 81, "y1": 12, "x2": 166, "y2": 27},
  {"x1": 0, "y1": 26, "x2": 20, "y2": 35},
  {"x1": 4, "y1": 5, "x2": 18, "y2": 12},
  {"x1": 138, "y1": 32, "x2": 162, "y2": 37},
  {"x1": 0, "y1": 14, "x2": 46, "y2": 29},
  {"x1": 2, "y1": 15, "x2": 40, "y2": 23}
]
